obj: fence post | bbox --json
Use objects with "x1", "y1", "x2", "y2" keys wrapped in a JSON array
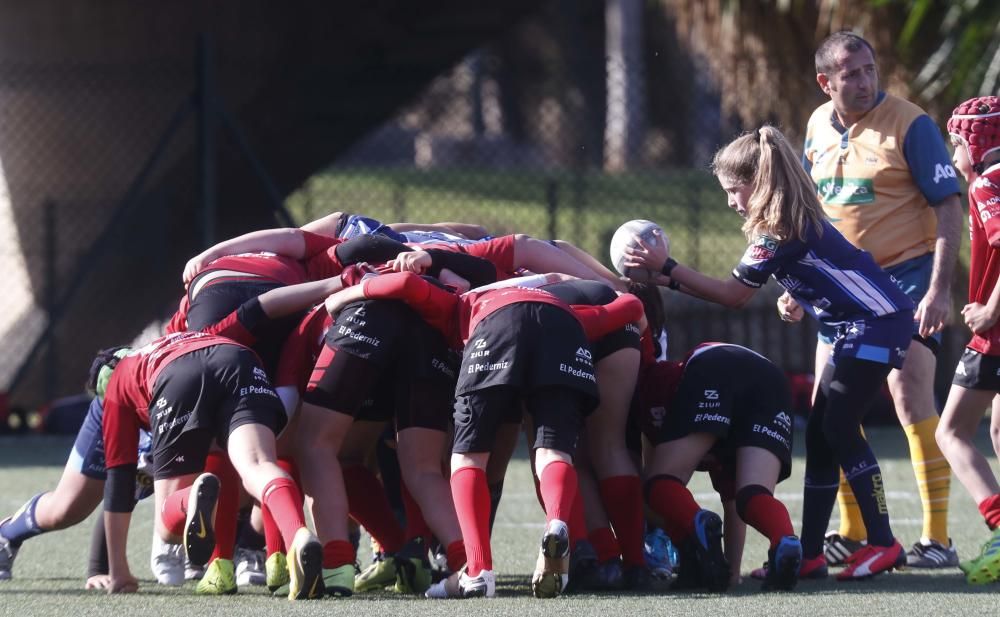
[
  {"x1": 546, "y1": 179, "x2": 558, "y2": 240},
  {"x1": 198, "y1": 33, "x2": 217, "y2": 249},
  {"x1": 43, "y1": 200, "x2": 57, "y2": 402}
]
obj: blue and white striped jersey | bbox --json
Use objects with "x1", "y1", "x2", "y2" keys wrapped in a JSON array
[{"x1": 732, "y1": 219, "x2": 914, "y2": 326}]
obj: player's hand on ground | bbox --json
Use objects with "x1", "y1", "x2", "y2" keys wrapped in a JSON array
[
  {"x1": 107, "y1": 572, "x2": 138, "y2": 594},
  {"x1": 391, "y1": 249, "x2": 431, "y2": 273},
  {"x1": 914, "y1": 290, "x2": 951, "y2": 337},
  {"x1": 622, "y1": 229, "x2": 668, "y2": 271},
  {"x1": 777, "y1": 292, "x2": 803, "y2": 323},
  {"x1": 962, "y1": 302, "x2": 998, "y2": 335},
  {"x1": 85, "y1": 574, "x2": 111, "y2": 590}
]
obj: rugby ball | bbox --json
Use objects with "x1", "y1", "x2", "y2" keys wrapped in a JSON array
[{"x1": 609, "y1": 219, "x2": 668, "y2": 281}]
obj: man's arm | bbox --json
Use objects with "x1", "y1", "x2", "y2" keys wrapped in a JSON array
[{"x1": 917, "y1": 193, "x2": 963, "y2": 337}]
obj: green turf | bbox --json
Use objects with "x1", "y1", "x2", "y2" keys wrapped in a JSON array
[{"x1": 2, "y1": 427, "x2": 999, "y2": 616}]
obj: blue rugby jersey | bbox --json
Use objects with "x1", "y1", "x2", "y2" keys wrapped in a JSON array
[{"x1": 733, "y1": 219, "x2": 914, "y2": 325}]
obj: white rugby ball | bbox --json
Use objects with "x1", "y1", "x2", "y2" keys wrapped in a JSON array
[{"x1": 609, "y1": 219, "x2": 668, "y2": 281}]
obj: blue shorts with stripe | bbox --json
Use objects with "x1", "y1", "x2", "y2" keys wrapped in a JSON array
[{"x1": 829, "y1": 311, "x2": 914, "y2": 369}]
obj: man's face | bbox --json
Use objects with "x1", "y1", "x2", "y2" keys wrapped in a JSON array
[{"x1": 817, "y1": 45, "x2": 878, "y2": 122}]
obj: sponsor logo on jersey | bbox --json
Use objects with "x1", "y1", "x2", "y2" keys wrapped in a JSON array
[
  {"x1": 431, "y1": 357, "x2": 456, "y2": 379},
  {"x1": 816, "y1": 177, "x2": 875, "y2": 205},
  {"x1": 974, "y1": 175, "x2": 996, "y2": 189},
  {"x1": 749, "y1": 235, "x2": 778, "y2": 261},
  {"x1": 773, "y1": 411, "x2": 792, "y2": 431},
  {"x1": 955, "y1": 362, "x2": 967, "y2": 377},
  {"x1": 932, "y1": 163, "x2": 957, "y2": 184},
  {"x1": 698, "y1": 389, "x2": 721, "y2": 409},
  {"x1": 252, "y1": 366, "x2": 269, "y2": 382},
  {"x1": 156, "y1": 397, "x2": 168, "y2": 409},
  {"x1": 240, "y1": 384, "x2": 277, "y2": 398},
  {"x1": 474, "y1": 338, "x2": 488, "y2": 349},
  {"x1": 575, "y1": 347, "x2": 593, "y2": 366},
  {"x1": 694, "y1": 412, "x2": 730, "y2": 424}
]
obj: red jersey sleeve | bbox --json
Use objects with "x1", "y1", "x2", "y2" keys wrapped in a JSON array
[
  {"x1": 362, "y1": 272, "x2": 459, "y2": 342},
  {"x1": 101, "y1": 375, "x2": 141, "y2": 470},
  {"x1": 165, "y1": 294, "x2": 190, "y2": 334},
  {"x1": 303, "y1": 246, "x2": 345, "y2": 281},
  {"x1": 570, "y1": 294, "x2": 644, "y2": 341},
  {"x1": 301, "y1": 231, "x2": 341, "y2": 258},
  {"x1": 457, "y1": 235, "x2": 516, "y2": 279},
  {"x1": 275, "y1": 307, "x2": 328, "y2": 392}
]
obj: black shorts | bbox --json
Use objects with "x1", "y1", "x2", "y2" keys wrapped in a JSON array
[
  {"x1": 953, "y1": 348, "x2": 1000, "y2": 391},
  {"x1": 149, "y1": 345, "x2": 286, "y2": 479},
  {"x1": 640, "y1": 345, "x2": 793, "y2": 481},
  {"x1": 303, "y1": 299, "x2": 456, "y2": 430},
  {"x1": 452, "y1": 385, "x2": 586, "y2": 456},
  {"x1": 455, "y1": 303, "x2": 599, "y2": 402},
  {"x1": 187, "y1": 280, "x2": 301, "y2": 376},
  {"x1": 541, "y1": 280, "x2": 640, "y2": 361}
]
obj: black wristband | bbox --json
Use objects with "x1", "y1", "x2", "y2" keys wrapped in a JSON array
[{"x1": 661, "y1": 258, "x2": 678, "y2": 277}]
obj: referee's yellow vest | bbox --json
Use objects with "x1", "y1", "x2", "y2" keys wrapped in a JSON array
[{"x1": 803, "y1": 94, "x2": 937, "y2": 268}]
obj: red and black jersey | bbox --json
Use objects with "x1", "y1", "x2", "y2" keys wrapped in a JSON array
[
  {"x1": 968, "y1": 165, "x2": 1000, "y2": 355},
  {"x1": 359, "y1": 272, "x2": 643, "y2": 347},
  {"x1": 417, "y1": 235, "x2": 517, "y2": 281},
  {"x1": 274, "y1": 305, "x2": 331, "y2": 393},
  {"x1": 101, "y1": 330, "x2": 256, "y2": 470}
]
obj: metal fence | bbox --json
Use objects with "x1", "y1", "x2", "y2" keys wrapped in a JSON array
[{"x1": 0, "y1": 5, "x2": 973, "y2": 428}]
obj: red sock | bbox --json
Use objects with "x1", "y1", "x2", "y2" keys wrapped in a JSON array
[
  {"x1": 538, "y1": 461, "x2": 578, "y2": 523},
  {"x1": 568, "y1": 484, "x2": 588, "y2": 549},
  {"x1": 401, "y1": 482, "x2": 431, "y2": 543},
  {"x1": 740, "y1": 492, "x2": 794, "y2": 549},
  {"x1": 342, "y1": 465, "x2": 404, "y2": 554},
  {"x1": 263, "y1": 458, "x2": 300, "y2": 556},
  {"x1": 646, "y1": 476, "x2": 700, "y2": 542},
  {"x1": 445, "y1": 539, "x2": 466, "y2": 572},
  {"x1": 451, "y1": 466, "x2": 492, "y2": 576},
  {"x1": 979, "y1": 494, "x2": 1000, "y2": 530},
  {"x1": 323, "y1": 539, "x2": 355, "y2": 569},
  {"x1": 161, "y1": 486, "x2": 192, "y2": 537},
  {"x1": 600, "y1": 475, "x2": 645, "y2": 566},
  {"x1": 206, "y1": 452, "x2": 240, "y2": 561},
  {"x1": 261, "y1": 477, "x2": 307, "y2": 549},
  {"x1": 589, "y1": 527, "x2": 621, "y2": 562}
]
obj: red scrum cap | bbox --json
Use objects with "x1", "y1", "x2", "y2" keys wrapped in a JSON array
[{"x1": 948, "y1": 96, "x2": 1000, "y2": 171}]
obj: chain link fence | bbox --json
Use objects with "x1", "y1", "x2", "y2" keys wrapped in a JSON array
[{"x1": 0, "y1": 2, "x2": 972, "y2": 430}]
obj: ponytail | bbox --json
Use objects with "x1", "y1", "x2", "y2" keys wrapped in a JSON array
[{"x1": 712, "y1": 125, "x2": 826, "y2": 242}]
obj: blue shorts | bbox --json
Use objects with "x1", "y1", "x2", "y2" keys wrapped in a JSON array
[
  {"x1": 818, "y1": 253, "x2": 939, "y2": 348},
  {"x1": 828, "y1": 311, "x2": 914, "y2": 369},
  {"x1": 67, "y1": 397, "x2": 154, "y2": 500},
  {"x1": 336, "y1": 214, "x2": 407, "y2": 243}
]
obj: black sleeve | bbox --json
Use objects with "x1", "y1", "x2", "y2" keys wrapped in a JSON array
[
  {"x1": 87, "y1": 515, "x2": 109, "y2": 577},
  {"x1": 235, "y1": 296, "x2": 269, "y2": 333},
  {"x1": 424, "y1": 249, "x2": 498, "y2": 288},
  {"x1": 104, "y1": 464, "x2": 138, "y2": 513},
  {"x1": 334, "y1": 234, "x2": 412, "y2": 266}
]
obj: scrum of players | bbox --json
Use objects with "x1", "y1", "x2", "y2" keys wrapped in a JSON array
[{"x1": 3, "y1": 91, "x2": 1000, "y2": 601}]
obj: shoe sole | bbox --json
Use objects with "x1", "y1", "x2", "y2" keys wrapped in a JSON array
[
  {"x1": 694, "y1": 513, "x2": 730, "y2": 592},
  {"x1": 967, "y1": 555, "x2": 1000, "y2": 584},
  {"x1": 184, "y1": 474, "x2": 220, "y2": 567},
  {"x1": 289, "y1": 539, "x2": 325, "y2": 600},
  {"x1": 763, "y1": 552, "x2": 801, "y2": 591},
  {"x1": 534, "y1": 528, "x2": 569, "y2": 598}
]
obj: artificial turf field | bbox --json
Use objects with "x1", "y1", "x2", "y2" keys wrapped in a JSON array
[{"x1": 2, "y1": 426, "x2": 999, "y2": 616}]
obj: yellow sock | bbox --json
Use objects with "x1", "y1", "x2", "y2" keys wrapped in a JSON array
[
  {"x1": 836, "y1": 468, "x2": 867, "y2": 541},
  {"x1": 904, "y1": 415, "x2": 951, "y2": 544}
]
